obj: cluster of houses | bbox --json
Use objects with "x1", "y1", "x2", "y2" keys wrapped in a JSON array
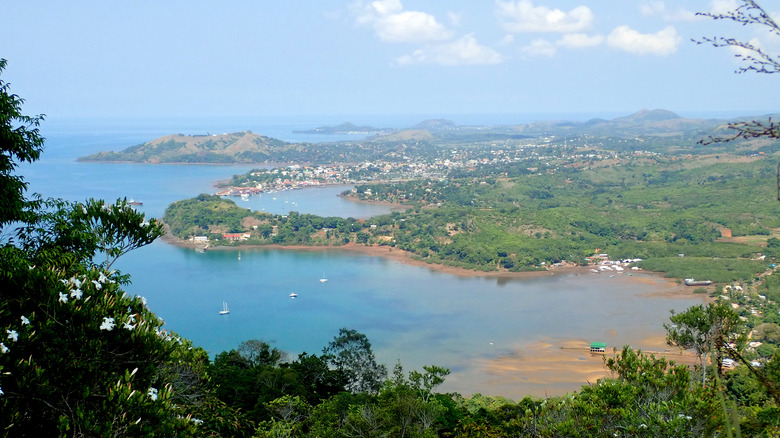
[
  {"x1": 719, "y1": 282, "x2": 776, "y2": 369},
  {"x1": 585, "y1": 253, "x2": 643, "y2": 273},
  {"x1": 188, "y1": 232, "x2": 252, "y2": 243}
]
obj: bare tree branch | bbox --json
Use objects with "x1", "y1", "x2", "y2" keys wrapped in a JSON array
[{"x1": 694, "y1": 0, "x2": 780, "y2": 74}]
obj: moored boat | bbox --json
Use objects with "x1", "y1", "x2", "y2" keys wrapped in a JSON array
[{"x1": 684, "y1": 278, "x2": 713, "y2": 286}]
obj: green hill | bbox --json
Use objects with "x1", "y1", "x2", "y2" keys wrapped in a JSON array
[{"x1": 78, "y1": 131, "x2": 293, "y2": 164}]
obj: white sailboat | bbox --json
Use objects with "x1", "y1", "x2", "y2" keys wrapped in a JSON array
[
  {"x1": 289, "y1": 292, "x2": 298, "y2": 298},
  {"x1": 320, "y1": 271, "x2": 328, "y2": 283},
  {"x1": 238, "y1": 251, "x2": 241, "y2": 261},
  {"x1": 219, "y1": 301, "x2": 230, "y2": 315}
]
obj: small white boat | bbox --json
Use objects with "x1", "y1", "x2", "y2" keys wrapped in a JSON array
[
  {"x1": 219, "y1": 301, "x2": 230, "y2": 315},
  {"x1": 289, "y1": 292, "x2": 298, "y2": 298},
  {"x1": 238, "y1": 251, "x2": 241, "y2": 261},
  {"x1": 320, "y1": 278, "x2": 328, "y2": 283}
]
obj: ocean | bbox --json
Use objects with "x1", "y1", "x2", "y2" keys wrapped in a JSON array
[{"x1": 17, "y1": 116, "x2": 706, "y2": 398}]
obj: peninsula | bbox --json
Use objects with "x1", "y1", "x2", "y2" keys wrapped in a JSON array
[{"x1": 161, "y1": 110, "x2": 780, "y2": 287}]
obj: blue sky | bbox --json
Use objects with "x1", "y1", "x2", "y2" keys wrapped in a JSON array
[{"x1": 2, "y1": 0, "x2": 779, "y2": 121}]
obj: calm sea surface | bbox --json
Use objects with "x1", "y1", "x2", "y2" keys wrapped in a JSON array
[{"x1": 19, "y1": 117, "x2": 706, "y2": 398}]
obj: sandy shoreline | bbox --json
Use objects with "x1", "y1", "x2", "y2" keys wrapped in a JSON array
[{"x1": 459, "y1": 336, "x2": 699, "y2": 398}]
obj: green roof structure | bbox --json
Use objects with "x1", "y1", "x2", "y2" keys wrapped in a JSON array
[{"x1": 589, "y1": 342, "x2": 607, "y2": 353}]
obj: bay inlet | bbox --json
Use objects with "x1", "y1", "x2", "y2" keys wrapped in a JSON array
[{"x1": 20, "y1": 118, "x2": 707, "y2": 398}]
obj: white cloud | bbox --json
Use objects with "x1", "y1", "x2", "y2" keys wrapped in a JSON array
[
  {"x1": 607, "y1": 25, "x2": 681, "y2": 56},
  {"x1": 520, "y1": 39, "x2": 557, "y2": 57},
  {"x1": 730, "y1": 37, "x2": 763, "y2": 58},
  {"x1": 394, "y1": 34, "x2": 504, "y2": 66},
  {"x1": 710, "y1": 0, "x2": 739, "y2": 15},
  {"x1": 639, "y1": 1, "x2": 698, "y2": 22},
  {"x1": 556, "y1": 33, "x2": 604, "y2": 49},
  {"x1": 448, "y1": 11, "x2": 463, "y2": 27},
  {"x1": 496, "y1": 0, "x2": 594, "y2": 33},
  {"x1": 353, "y1": 0, "x2": 452, "y2": 43},
  {"x1": 520, "y1": 33, "x2": 603, "y2": 56}
]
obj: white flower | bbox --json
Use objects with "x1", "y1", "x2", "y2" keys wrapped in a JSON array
[
  {"x1": 123, "y1": 322, "x2": 135, "y2": 331},
  {"x1": 127, "y1": 314, "x2": 136, "y2": 323},
  {"x1": 70, "y1": 288, "x2": 83, "y2": 300},
  {"x1": 136, "y1": 296, "x2": 147, "y2": 306},
  {"x1": 98, "y1": 272, "x2": 108, "y2": 284},
  {"x1": 58, "y1": 292, "x2": 69, "y2": 303},
  {"x1": 191, "y1": 418, "x2": 203, "y2": 425},
  {"x1": 92, "y1": 280, "x2": 102, "y2": 290},
  {"x1": 0, "y1": 343, "x2": 8, "y2": 354},
  {"x1": 81, "y1": 205, "x2": 87, "y2": 214},
  {"x1": 70, "y1": 277, "x2": 82, "y2": 288},
  {"x1": 60, "y1": 279, "x2": 69, "y2": 285},
  {"x1": 20, "y1": 316, "x2": 30, "y2": 325},
  {"x1": 6, "y1": 330, "x2": 18, "y2": 342},
  {"x1": 99, "y1": 317, "x2": 116, "y2": 331},
  {"x1": 148, "y1": 387, "x2": 158, "y2": 401},
  {"x1": 0, "y1": 387, "x2": 3, "y2": 396}
]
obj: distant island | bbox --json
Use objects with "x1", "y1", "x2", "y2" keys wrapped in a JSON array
[{"x1": 293, "y1": 122, "x2": 385, "y2": 135}]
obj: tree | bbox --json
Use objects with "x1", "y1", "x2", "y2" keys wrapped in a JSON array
[
  {"x1": 288, "y1": 352, "x2": 347, "y2": 404},
  {"x1": 696, "y1": 1, "x2": 780, "y2": 145},
  {"x1": 237, "y1": 339, "x2": 286, "y2": 367},
  {"x1": 0, "y1": 59, "x2": 44, "y2": 229},
  {"x1": 664, "y1": 303, "x2": 745, "y2": 384},
  {"x1": 323, "y1": 328, "x2": 387, "y2": 395},
  {"x1": 0, "y1": 59, "x2": 213, "y2": 436}
]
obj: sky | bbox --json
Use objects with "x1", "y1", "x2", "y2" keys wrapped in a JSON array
[{"x1": 2, "y1": 0, "x2": 780, "y2": 122}]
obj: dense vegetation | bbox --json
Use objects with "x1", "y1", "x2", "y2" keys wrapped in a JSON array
[{"x1": 199, "y1": 331, "x2": 780, "y2": 437}]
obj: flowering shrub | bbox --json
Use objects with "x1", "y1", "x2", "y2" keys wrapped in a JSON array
[{"x1": 0, "y1": 199, "x2": 206, "y2": 435}]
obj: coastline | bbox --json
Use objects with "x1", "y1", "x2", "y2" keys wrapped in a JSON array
[
  {"x1": 161, "y1": 233, "x2": 696, "y2": 290},
  {"x1": 163, "y1": 234, "x2": 594, "y2": 280},
  {"x1": 336, "y1": 192, "x2": 414, "y2": 213}
]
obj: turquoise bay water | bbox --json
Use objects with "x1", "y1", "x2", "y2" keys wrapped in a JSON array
[{"x1": 18, "y1": 118, "x2": 706, "y2": 397}]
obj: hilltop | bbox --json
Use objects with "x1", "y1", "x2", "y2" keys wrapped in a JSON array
[{"x1": 78, "y1": 131, "x2": 304, "y2": 164}]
